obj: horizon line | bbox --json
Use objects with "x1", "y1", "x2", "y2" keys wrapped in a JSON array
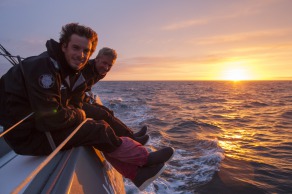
[{"x1": 101, "y1": 79, "x2": 292, "y2": 82}]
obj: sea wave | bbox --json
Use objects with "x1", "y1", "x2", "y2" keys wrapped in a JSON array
[
  {"x1": 93, "y1": 81, "x2": 292, "y2": 193},
  {"x1": 281, "y1": 110, "x2": 292, "y2": 118}
]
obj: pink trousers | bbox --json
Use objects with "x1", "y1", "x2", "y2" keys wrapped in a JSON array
[{"x1": 104, "y1": 137, "x2": 149, "y2": 180}]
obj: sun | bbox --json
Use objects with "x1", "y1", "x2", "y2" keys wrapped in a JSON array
[
  {"x1": 217, "y1": 60, "x2": 253, "y2": 81},
  {"x1": 223, "y1": 68, "x2": 250, "y2": 81}
]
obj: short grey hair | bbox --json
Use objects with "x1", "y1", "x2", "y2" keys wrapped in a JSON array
[{"x1": 96, "y1": 47, "x2": 117, "y2": 61}]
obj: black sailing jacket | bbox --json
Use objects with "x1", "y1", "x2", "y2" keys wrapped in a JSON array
[
  {"x1": 1, "y1": 39, "x2": 86, "y2": 148},
  {"x1": 80, "y1": 59, "x2": 105, "y2": 103}
]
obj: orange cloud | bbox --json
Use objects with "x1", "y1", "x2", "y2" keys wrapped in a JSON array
[{"x1": 195, "y1": 29, "x2": 292, "y2": 45}]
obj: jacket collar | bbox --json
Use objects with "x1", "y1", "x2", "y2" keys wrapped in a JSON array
[{"x1": 46, "y1": 39, "x2": 80, "y2": 78}]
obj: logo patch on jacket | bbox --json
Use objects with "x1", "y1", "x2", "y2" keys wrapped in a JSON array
[{"x1": 39, "y1": 74, "x2": 55, "y2": 88}]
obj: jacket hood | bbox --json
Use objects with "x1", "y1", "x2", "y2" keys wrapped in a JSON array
[{"x1": 46, "y1": 39, "x2": 78, "y2": 76}]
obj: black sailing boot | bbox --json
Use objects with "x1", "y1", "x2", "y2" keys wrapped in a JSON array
[
  {"x1": 133, "y1": 125, "x2": 148, "y2": 137},
  {"x1": 145, "y1": 147, "x2": 175, "y2": 166},
  {"x1": 134, "y1": 134, "x2": 150, "y2": 145},
  {"x1": 133, "y1": 163, "x2": 166, "y2": 191}
]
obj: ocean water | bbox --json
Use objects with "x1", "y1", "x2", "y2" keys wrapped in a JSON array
[{"x1": 92, "y1": 81, "x2": 292, "y2": 194}]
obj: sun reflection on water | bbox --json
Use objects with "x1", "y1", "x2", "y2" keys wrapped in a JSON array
[{"x1": 218, "y1": 128, "x2": 255, "y2": 160}]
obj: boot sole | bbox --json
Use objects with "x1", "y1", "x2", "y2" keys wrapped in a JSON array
[
  {"x1": 165, "y1": 147, "x2": 175, "y2": 163},
  {"x1": 146, "y1": 147, "x2": 175, "y2": 166},
  {"x1": 138, "y1": 164, "x2": 167, "y2": 191},
  {"x1": 133, "y1": 126, "x2": 148, "y2": 137},
  {"x1": 144, "y1": 135, "x2": 150, "y2": 145}
]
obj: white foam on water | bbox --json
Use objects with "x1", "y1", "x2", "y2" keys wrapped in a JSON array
[
  {"x1": 165, "y1": 145, "x2": 224, "y2": 189},
  {"x1": 99, "y1": 95, "x2": 151, "y2": 128}
]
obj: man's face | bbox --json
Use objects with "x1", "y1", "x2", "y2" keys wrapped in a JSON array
[
  {"x1": 94, "y1": 55, "x2": 115, "y2": 76},
  {"x1": 62, "y1": 34, "x2": 92, "y2": 71}
]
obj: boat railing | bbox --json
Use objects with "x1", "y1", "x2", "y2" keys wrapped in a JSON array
[
  {"x1": 0, "y1": 111, "x2": 93, "y2": 193},
  {"x1": 11, "y1": 118, "x2": 92, "y2": 194},
  {"x1": 0, "y1": 112, "x2": 34, "y2": 138}
]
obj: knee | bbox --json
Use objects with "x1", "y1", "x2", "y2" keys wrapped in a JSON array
[
  {"x1": 94, "y1": 121, "x2": 122, "y2": 147},
  {"x1": 96, "y1": 120, "x2": 110, "y2": 127}
]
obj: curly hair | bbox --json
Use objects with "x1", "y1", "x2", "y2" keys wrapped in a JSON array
[{"x1": 59, "y1": 23, "x2": 98, "y2": 55}]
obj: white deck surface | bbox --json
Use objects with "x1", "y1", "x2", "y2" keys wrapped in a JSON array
[{"x1": 0, "y1": 151, "x2": 46, "y2": 193}]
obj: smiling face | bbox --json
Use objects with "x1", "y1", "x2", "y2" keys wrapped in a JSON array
[
  {"x1": 94, "y1": 55, "x2": 115, "y2": 76},
  {"x1": 62, "y1": 34, "x2": 92, "y2": 71}
]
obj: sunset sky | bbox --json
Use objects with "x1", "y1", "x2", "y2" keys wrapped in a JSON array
[{"x1": 1, "y1": 0, "x2": 291, "y2": 80}]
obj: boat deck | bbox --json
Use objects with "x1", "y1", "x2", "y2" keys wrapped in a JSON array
[{"x1": 0, "y1": 137, "x2": 125, "y2": 194}]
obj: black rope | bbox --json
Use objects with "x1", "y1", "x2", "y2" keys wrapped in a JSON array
[
  {"x1": 0, "y1": 44, "x2": 24, "y2": 66},
  {"x1": 0, "y1": 52, "x2": 17, "y2": 65},
  {"x1": 0, "y1": 53, "x2": 24, "y2": 59}
]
